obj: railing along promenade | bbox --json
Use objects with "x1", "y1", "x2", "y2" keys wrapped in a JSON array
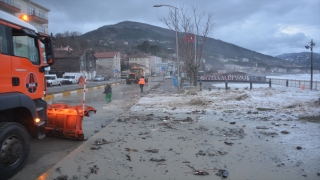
[{"x1": 198, "y1": 75, "x2": 319, "y2": 90}]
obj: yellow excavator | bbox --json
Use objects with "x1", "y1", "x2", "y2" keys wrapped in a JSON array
[{"x1": 126, "y1": 67, "x2": 148, "y2": 84}]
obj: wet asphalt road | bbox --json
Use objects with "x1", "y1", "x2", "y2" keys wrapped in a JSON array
[
  {"x1": 46, "y1": 78, "x2": 124, "y2": 94},
  {"x1": 9, "y1": 76, "x2": 172, "y2": 180}
]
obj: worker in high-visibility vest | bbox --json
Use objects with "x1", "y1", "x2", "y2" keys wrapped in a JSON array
[
  {"x1": 138, "y1": 76, "x2": 146, "y2": 93},
  {"x1": 78, "y1": 76, "x2": 84, "y2": 88}
]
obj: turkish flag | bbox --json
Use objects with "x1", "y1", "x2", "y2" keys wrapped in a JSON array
[{"x1": 184, "y1": 34, "x2": 195, "y2": 43}]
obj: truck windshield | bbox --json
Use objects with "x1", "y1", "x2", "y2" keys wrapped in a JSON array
[
  {"x1": 12, "y1": 29, "x2": 39, "y2": 65},
  {"x1": 64, "y1": 76, "x2": 75, "y2": 79}
]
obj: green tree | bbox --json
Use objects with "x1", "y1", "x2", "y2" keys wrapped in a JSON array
[
  {"x1": 150, "y1": 45, "x2": 160, "y2": 55},
  {"x1": 137, "y1": 41, "x2": 150, "y2": 53},
  {"x1": 137, "y1": 41, "x2": 160, "y2": 55}
]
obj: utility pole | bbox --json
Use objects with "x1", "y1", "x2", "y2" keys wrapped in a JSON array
[
  {"x1": 153, "y1": 4, "x2": 180, "y2": 90},
  {"x1": 305, "y1": 39, "x2": 315, "y2": 90}
]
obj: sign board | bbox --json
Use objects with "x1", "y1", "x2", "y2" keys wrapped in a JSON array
[
  {"x1": 199, "y1": 75, "x2": 267, "y2": 82},
  {"x1": 114, "y1": 69, "x2": 119, "y2": 73},
  {"x1": 161, "y1": 67, "x2": 166, "y2": 71}
]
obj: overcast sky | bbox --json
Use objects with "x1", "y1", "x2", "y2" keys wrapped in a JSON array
[{"x1": 32, "y1": 0, "x2": 320, "y2": 57}]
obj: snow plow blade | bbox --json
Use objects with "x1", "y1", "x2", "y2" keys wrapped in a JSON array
[{"x1": 46, "y1": 103, "x2": 97, "y2": 140}]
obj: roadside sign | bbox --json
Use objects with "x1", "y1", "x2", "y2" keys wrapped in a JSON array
[
  {"x1": 114, "y1": 69, "x2": 119, "y2": 73},
  {"x1": 161, "y1": 67, "x2": 165, "y2": 71}
]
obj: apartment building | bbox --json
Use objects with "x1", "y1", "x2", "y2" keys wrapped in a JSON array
[
  {"x1": 127, "y1": 54, "x2": 151, "y2": 75},
  {"x1": 148, "y1": 55, "x2": 162, "y2": 75},
  {"x1": 0, "y1": 0, "x2": 49, "y2": 34},
  {"x1": 95, "y1": 52, "x2": 121, "y2": 78}
]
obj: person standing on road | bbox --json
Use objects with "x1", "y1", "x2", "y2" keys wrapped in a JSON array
[
  {"x1": 138, "y1": 76, "x2": 146, "y2": 93},
  {"x1": 78, "y1": 76, "x2": 84, "y2": 89},
  {"x1": 103, "y1": 84, "x2": 112, "y2": 103}
]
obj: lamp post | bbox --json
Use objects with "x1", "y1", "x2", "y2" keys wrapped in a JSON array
[
  {"x1": 153, "y1": 4, "x2": 180, "y2": 89},
  {"x1": 305, "y1": 39, "x2": 315, "y2": 90}
]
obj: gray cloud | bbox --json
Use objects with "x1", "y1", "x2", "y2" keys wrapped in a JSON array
[{"x1": 32, "y1": 0, "x2": 320, "y2": 56}]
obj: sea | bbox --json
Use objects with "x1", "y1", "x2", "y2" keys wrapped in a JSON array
[{"x1": 266, "y1": 73, "x2": 320, "y2": 81}]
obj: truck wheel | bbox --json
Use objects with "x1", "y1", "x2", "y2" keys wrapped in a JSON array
[
  {"x1": 0, "y1": 122, "x2": 30, "y2": 180},
  {"x1": 49, "y1": 83, "x2": 52, "y2": 87},
  {"x1": 59, "y1": 82, "x2": 61, "y2": 86}
]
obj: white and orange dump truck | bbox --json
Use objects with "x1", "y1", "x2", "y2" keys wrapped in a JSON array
[{"x1": 0, "y1": 10, "x2": 96, "y2": 179}]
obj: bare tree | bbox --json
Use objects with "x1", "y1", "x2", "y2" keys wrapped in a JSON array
[
  {"x1": 159, "y1": 5, "x2": 214, "y2": 86},
  {"x1": 54, "y1": 31, "x2": 84, "y2": 50}
]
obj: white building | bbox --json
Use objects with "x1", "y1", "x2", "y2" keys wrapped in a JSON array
[
  {"x1": 128, "y1": 54, "x2": 151, "y2": 75},
  {"x1": 95, "y1": 52, "x2": 121, "y2": 78},
  {"x1": 148, "y1": 56, "x2": 162, "y2": 75},
  {"x1": 0, "y1": 0, "x2": 50, "y2": 34}
]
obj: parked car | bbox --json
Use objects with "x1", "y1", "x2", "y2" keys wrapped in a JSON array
[
  {"x1": 62, "y1": 75, "x2": 78, "y2": 84},
  {"x1": 165, "y1": 74, "x2": 171, "y2": 79},
  {"x1": 45, "y1": 74, "x2": 61, "y2": 86},
  {"x1": 93, "y1": 75, "x2": 105, "y2": 81},
  {"x1": 62, "y1": 73, "x2": 82, "y2": 84}
]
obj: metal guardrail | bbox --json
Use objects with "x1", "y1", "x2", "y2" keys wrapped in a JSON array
[
  {"x1": 197, "y1": 78, "x2": 319, "y2": 91},
  {"x1": 267, "y1": 78, "x2": 319, "y2": 90}
]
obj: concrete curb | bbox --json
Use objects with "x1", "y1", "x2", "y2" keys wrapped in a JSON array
[{"x1": 43, "y1": 82, "x2": 121, "y2": 100}]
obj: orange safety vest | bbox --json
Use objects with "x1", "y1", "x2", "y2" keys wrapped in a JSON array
[{"x1": 138, "y1": 78, "x2": 146, "y2": 84}]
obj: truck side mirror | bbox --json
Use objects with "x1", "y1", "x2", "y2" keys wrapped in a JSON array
[
  {"x1": 39, "y1": 35, "x2": 54, "y2": 65},
  {"x1": 46, "y1": 55, "x2": 53, "y2": 64}
]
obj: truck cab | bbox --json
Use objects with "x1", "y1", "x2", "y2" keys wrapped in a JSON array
[{"x1": 0, "y1": 10, "x2": 54, "y2": 179}]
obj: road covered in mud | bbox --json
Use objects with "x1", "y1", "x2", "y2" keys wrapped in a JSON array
[{"x1": 40, "y1": 84, "x2": 320, "y2": 180}]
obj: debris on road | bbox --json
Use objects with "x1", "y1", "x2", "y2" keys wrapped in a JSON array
[
  {"x1": 224, "y1": 141, "x2": 234, "y2": 146},
  {"x1": 215, "y1": 169, "x2": 229, "y2": 178},
  {"x1": 256, "y1": 126, "x2": 269, "y2": 129},
  {"x1": 89, "y1": 165, "x2": 99, "y2": 174},
  {"x1": 196, "y1": 150, "x2": 206, "y2": 156},
  {"x1": 145, "y1": 149, "x2": 159, "y2": 153},
  {"x1": 150, "y1": 158, "x2": 166, "y2": 162},
  {"x1": 54, "y1": 175, "x2": 68, "y2": 180},
  {"x1": 90, "y1": 145, "x2": 101, "y2": 150},
  {"x1": 94, "y1": 138, "x2": 110, "y2": 145},
  {"x1": 186, "y1": 164, "x2": 209, "y2": 176},
  {"x1": 125, "y1": 147, "x2": 139, "y2": 152},
  {"x1": 281, "y1": 130, "x2": 290, "y2": 134},
  {"x1": 126, "y1": 154, "x2": 131, "y2": 161}
]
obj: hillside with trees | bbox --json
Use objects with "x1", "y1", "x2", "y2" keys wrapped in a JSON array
[{"x1": 52, "y1": 21, "x2": 293, "y2": 69}]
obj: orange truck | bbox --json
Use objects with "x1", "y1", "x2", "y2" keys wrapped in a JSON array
[{"x1": 0, "y1": 11, "x2": 96, "y2": 179}]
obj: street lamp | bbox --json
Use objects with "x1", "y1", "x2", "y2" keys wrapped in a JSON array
[
  {"x1": 305, "y1": 39, "x2": 315, "y2": 90},
  {"x1": 153, "y1": 4, "x2": 180, "y2": 89}
]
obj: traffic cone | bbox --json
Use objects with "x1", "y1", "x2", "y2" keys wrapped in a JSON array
[{"x1": 302, "y1": 85, "x2": 305, "y2": 90}]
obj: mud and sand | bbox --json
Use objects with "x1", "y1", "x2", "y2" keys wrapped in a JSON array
[{"x1": 40, "y1": 85, "x2": 320, "y2": 180}]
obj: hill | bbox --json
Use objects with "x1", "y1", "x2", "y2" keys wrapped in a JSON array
[
  {"x1": 276, "y1": 52, "x2": 320, "y2": 69},
  {"x1": 56, "y1": 21, "x2": 291, "y2": 69}
]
